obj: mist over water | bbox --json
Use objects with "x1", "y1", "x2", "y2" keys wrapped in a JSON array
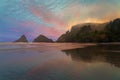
[{"x1": 0, "y1": 43, "x2": 120, "y2": 80}]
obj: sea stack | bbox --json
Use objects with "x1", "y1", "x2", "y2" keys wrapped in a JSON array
[
  {"x1": 33, "y1": 35, "x2": 53, "y2": 42},
  {"x1": 15, "y1": 35, "x2": 28, "y2": 42}
]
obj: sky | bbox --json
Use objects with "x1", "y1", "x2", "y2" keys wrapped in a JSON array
[{"x1": 0, "y1": 0, "x2": 120, "y2": 42}]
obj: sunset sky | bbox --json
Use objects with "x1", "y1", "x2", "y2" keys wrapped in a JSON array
[{"x1": 0, "y1": 0, "x2": 120, "y2": 42}]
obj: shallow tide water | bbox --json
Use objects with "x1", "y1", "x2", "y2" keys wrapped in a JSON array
[{"x1": 0, "y1": 43, "x2": 120, "y2": 80}]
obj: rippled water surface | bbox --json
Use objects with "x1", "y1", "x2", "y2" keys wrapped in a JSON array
[{"x1": 0, "y1": 43, "x2": 120, "y2": 80}]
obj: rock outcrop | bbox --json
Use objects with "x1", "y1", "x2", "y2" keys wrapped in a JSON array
[
  {"x1": 33, "y1": 35, "x2": 53, "y2": 42},
  {"x1": 15, "y1": 35, "x2": 28, "y2": 42}
]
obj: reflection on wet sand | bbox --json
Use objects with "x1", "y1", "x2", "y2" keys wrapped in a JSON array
[
  {"x1": 0, "y1": 43, "x2": 120, "y2": 80},
  {"x1": 63, "y1": 44, "x2": 120, "y2": 68}
]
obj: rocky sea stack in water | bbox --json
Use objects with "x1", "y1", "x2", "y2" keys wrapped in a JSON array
[
  {"x1": 57, "y1": 18, "x2": 120, "y2": 43},
  {"x1": 33, "y1": 35, "x2": 53, "y2": 42},
  {"x1": 15, "y1": 35, "x2": 28, "y2": 42}
]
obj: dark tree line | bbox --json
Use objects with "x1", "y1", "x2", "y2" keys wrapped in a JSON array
[{"x1": 57, "y1": 18, "x2": 120, "y2": 43}]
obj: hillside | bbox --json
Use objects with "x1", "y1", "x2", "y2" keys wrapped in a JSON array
[{"x1": 57, "y1": 18, "x2": 120, "y2": 42}]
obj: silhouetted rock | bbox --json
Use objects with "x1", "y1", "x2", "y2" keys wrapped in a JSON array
[
  {"x1": 33, "y1": 35, "x2": 53, "y2": 42},
  {"x1": 15, "y1": 35, "x2": 28, "y2": 42},
  {"x1": 57, "y1": 18, "x2": 120, "y2": 43}
]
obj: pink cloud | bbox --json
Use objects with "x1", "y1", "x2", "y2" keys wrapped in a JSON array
[
  {"x1": 23, "y1": 0, "x2": 66, "y2": 27},
  {"x1": 20, "y1": 0, "x2": 68, "y2": 40}
]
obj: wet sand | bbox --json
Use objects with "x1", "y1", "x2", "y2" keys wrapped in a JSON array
[{"x1": 0, "y1": 43, "x2": 120, "y2": 80}]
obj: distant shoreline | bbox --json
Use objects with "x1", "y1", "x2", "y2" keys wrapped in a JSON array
[
  {"x1": 1, "y1": 42, "x2": 120, "y2": 45},
  {"x1": 1, "y1": 42, "x2": 120, "y2": 44},
  {"x1": 0, "y1": 42, "x2": 120, "y2": 51}
]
